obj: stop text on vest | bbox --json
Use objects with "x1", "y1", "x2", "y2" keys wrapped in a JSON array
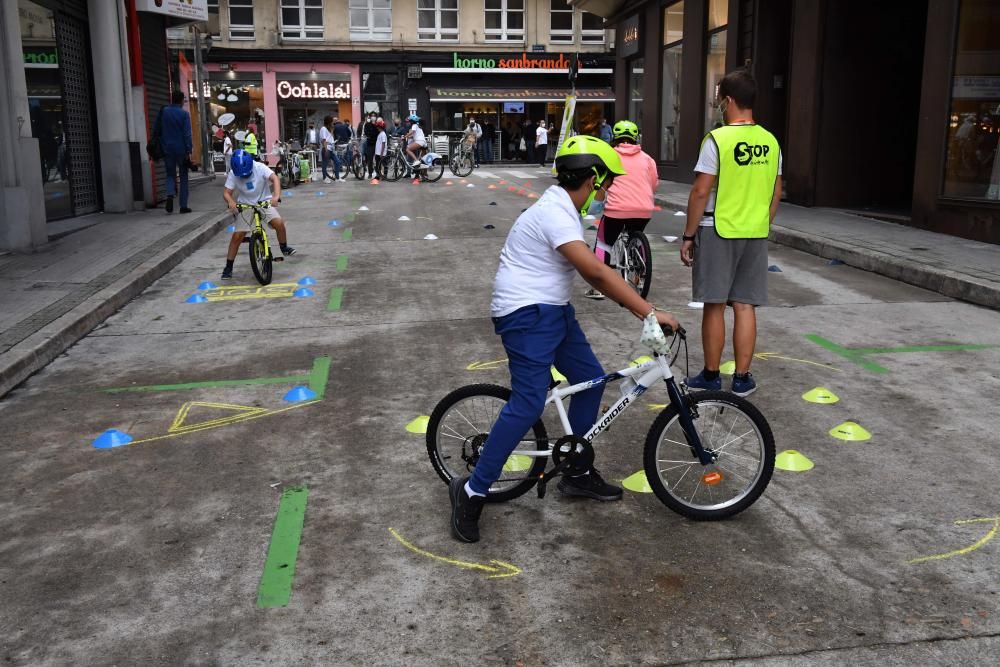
[{"x1": 733, "y1": 141, "x2": 771, "y2": 166}]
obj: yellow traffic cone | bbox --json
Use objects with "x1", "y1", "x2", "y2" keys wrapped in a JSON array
[{"x1": 829, "y1": 421, "x2": 871, "y2": 441}]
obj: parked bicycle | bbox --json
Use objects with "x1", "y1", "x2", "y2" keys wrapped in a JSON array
[{"x1": 426, "y1": 325, "x2": 774, "y2": 519}]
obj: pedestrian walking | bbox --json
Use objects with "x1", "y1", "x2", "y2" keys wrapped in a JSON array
[
  {"x1": 320, "y1": 115, "x2": 335, "y2": 183},
  {"x1": 524, "y1": 120, "x2": 536, "y2": 163},
  {"x1": 154, "y1": 90, "x2": 193, "y2": 214},
  {"x1": 363, "y1": 111, "x2": 379, "y2": 178},
  {"x1": 223, "y1": 130, "x2": 234, "y2": 174},
  {"x1": 535, "y1": 120, "x2": 549, "y2": 166},
  {"x1": 373, "y1": 118, "x2": 388, "y2": 177},
  {"x1": 680, "y1": 69, "x2": 782, "y2": 398},
  {"x1": 466, "y1": 118, "x2": 483, "y2": 168},
  {"x1": 483, "y1": 120, "x2": 496, "y2": 164},
  {"x1": 244, "y1": 122, "x2": 260, "y2": 161},
  {"x1": 598, "y1": 118, "x2": 613, "y2": 143},
  {"x1": 333, "y1": 117, "x2": 352, "y2": 181}
]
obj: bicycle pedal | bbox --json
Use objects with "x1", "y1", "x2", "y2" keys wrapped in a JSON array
[{"x1": 273, "y1": 256, "x2": 284, "y2": 262}]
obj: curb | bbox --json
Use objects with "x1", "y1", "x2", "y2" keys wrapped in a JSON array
[
  {"x1": 653, "y1": 194, "x2": 1000, "y2": 310},
  {"x1": 0, "y1": 210, "x2": 230, "y2": 399}
]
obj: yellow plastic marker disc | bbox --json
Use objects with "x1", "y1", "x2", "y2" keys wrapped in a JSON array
[
  {"x1": 551, "y1": 367, "x2": 568, "y2": 383},
  {"x1": 405, "y1": 416, "x2": 430, "y2": 434},
  {"x1": 719, "y1": 360, "x2": 736, "y2": 375},
  {"x1": 775, "y1": 449, "x2": 815, "y2": 472},
  {"x1": 829, "y1": 421, "x2": 872, "y2": 442},
  {"x1": 502, "y1": 454, "x2": 533, "y2": 472},
  {"x1": 802, "y1": 387, "x2": 840, "y2": 404},
  {"x1": 621, "y1": 470, "x2": 653, "y2": 493}
]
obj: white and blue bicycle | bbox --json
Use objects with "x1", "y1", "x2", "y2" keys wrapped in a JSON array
[{"x1": 426, "y1": 325, "x2": 775, "y2": 520}]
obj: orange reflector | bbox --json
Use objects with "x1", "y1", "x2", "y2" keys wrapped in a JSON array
[{"x1": 703, "y1": 471, "x2": 723, "y2": 485}]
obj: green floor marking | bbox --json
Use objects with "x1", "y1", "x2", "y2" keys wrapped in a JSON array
[
  {"x1": 342, "y1": 228, "x2": 353, "y2": 241},
  {"x1": 336, "y1": 255, "x2": 349, "y2": 272},
  {"x1": 805, "y1": 334, "x2": 1000, "y2": 374},
  {"x1": 327, "y1": 287, "x2": 344, "y2": 312},
  {"x1": 104, "y1": 356, "x2": 331, "y2": 394},
  {"x1": 256, "y1": 485, "x2": 309, "y2": 609}
]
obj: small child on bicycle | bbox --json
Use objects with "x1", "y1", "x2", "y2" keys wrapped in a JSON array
[
  {"x1": 585, "y1": 120, "x2": 659, "y2": 300},
  {"x1": 448, "y1": 135, "x2": 680, "y2": 543},
  {"x1": 404, "y1": 115, "x2": 428, "y2": 169},
  {"x1": 221, "y1": 149, "x2": 295, "y2": 280}
]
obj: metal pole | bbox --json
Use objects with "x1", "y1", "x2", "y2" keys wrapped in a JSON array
[{"x1": 192, "y1": 26, "x2": 211, "y2": 176}]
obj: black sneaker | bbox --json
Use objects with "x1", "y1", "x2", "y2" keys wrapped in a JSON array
[
  {"x1": 221, "y1": 266, "x2": 233, "y2": 279},
  {"x1": 557, "y1": 468, "x2": 623, "y2": 501},
  {"x1": 449, "y1": 476, "x2": 485, "y2": 543},
  {"x1": 165, "y1": 196, "x2": 174, "y2": 213},
  {"x1": 180, "y1": 207, "x2": 192, "y2": 214},
  {"x1": 281, "y1": 245, "x2": 296, "y2": 256}
]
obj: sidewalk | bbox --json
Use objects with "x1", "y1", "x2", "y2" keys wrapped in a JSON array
[
  {"x1": 0, "y1": 177, "x2": 229, "y2": 398},
  {"x1": 654, "y1": 180, "x2": 1000, "y2": 310}
]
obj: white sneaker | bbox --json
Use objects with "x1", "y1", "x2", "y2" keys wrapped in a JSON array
[
  {"x1": 584, "y1": 288, "x2": 605, "y2": 300},
  {"x1": 323, "y1": 177, "x2": 333, "y2": 184},
  {"x1": 338, "y1": 176, "x2": 346, "y2": 182}
]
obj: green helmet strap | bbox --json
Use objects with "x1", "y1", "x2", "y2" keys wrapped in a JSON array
[{"x1": 580, "y1": 190, "x2": 598, "y2": 217}]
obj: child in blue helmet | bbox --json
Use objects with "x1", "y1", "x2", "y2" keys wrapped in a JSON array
[
  {"x1": 404, "y1": 114, "x2": 428, "y2": 169},
  {"x1": 221, "y1": 149, "x2": 295, "y2": 279}
]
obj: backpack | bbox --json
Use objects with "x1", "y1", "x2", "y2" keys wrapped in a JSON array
[{"x1": 146, "y1": 106, "x2": 165, "y2": 161}]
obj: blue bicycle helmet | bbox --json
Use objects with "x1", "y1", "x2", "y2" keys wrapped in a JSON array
[
  {"x1": 231, "y1": 149, "x2": 254, "y2": 178},
  {"x1": 408, "y1": 114, "x2": 421, "y2": 124}
]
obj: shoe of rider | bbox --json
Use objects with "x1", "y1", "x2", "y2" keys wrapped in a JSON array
[
  {"x1": 557, "y1": 468, "x2": 623, "y2": 501},
  {"x1": 584, "y1": 288, "x2": 605, "y2": 300},
  {"x1": 449, "y1": 476, "x2": 485, "y2": 543},
  {"x1": 448, "y1": 135, "x2": 679, "y2": 541}
]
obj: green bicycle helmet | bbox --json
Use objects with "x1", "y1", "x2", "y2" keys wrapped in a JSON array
[
  {"x1": 612, "y1": 119, "x2": 639, "y2": 142},
  {"x1": 554, "y1": 134, "x2": 626, "y2": 176}
]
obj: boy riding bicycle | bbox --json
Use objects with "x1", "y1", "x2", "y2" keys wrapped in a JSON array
[
  {"x1": 221, "y1": 149, "x2": 295, "y2": 279},
  {"x1": 448, "y1": 135, "x2": 680, "y2": 543},
  {"x1": 586, "y1": 120, "x2": 659, "y2": 300}
]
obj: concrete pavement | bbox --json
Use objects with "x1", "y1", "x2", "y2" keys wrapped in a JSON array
[{"x1": 1, "y1": 168, "x2": 998, "y2": 664}]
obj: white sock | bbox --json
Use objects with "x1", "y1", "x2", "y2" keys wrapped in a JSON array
[{"x1": 464, "y1": 481, "x2": 486, "y2": 498}]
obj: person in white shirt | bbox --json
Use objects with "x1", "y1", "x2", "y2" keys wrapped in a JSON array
[
  {"x1": 535, "y1": 120, "x2": 549, "y2": 166},
  {"x1": 405, "y1": 114, "x2": 428, "y2": 169},
  {"x1": 319, "y1": 115, "x2": 336, "y2": 183},
  {"x1": 373, "y1": 118, "x2": 388, "y2": 178},
  {"x1": 447, "y1": 135, "x2": 681, "y2": 544},
  {"x1": 221, "y1": 149, "x2": 295, "y2": 279},
  {"x1": 223, "y1": 132, "x2": 234, "y2": 174}
]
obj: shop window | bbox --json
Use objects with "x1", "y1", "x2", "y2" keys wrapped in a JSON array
[
  {"x1": 485, "y1": 0, "x2": 524, "y2": 42},
  {"x1": 704, "y1": 31, "x2": 727, "y2": 134},
  {"x1": 350, "y1": 0, "x2": 392, "y2": 42},
  {"x1": 228, "y1": 0, "x2": 255, "y2": 40},
  {"x1": 942, "y1": 0, "x2": 1000, "y2": 200},
  {"x1": 628, "y1": 59, "x2": 644, "y2": 134},
  {"x1": 418, "y1": 0, "x2": 458, "y2": 41},
  {"x1": 281, "y1": 0, "x2": 323, "y2": 40},
  {"x1": 550, "y1": 0, "x2": 573, "y2": 43},
  {"x1": 707, "y1": 0, "x2": 728, "y2": 32},
  {"x1": 581, "y1": 12, "x2": 605, "y2": 44},
  {"x1": 659, "y1": 1, "x2": 684, "y2": 162}
]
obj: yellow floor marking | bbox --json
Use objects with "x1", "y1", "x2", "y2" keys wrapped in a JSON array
[
  {"x1": 388, "y1": 528, "x2": 521, "y2": 579},
  {"x1": 754, "y1": 352, "x2": 842, "y2": 372},
  {"x1": 125, "y1": 401, "x2": 318, "y2": 446},
  {"x1": 908, "y1": 516, "x2": 1000, "y2": 565},
  {"x1": 202, "y1": 283, "x2": 300, "y2": 301},
  {"x1": 466, "y1": 359, "x2": 508, "y2": 371},
  {"x1": 168, "y1": 401, "x2": 270, "y2": 433}
]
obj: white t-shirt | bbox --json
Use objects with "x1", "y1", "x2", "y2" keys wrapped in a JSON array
[
  {"x1": 223, "y1": 136, "x2": 233, "y2": 154},
  {"x1": 536, "y1": 126, "x2": 548, "y2": 146},
  {"x1": 491, "y1": 186, "x2": 584, "y2": 317},
  {"x1": 694, "y1": 128, "x2": 782, "y2": 227},
  {"x1": 319, "y1": 126, "x2": 335, "y2": 148},
  {"x1": 374, "y1": 130, "x2": 387, "y2": 156},
  {"x1": 225, "y1": 161, "x2": 276, "y2": 204},
  {"x1": 408, "y1": 125, "x2": 426, "y2": 147}
]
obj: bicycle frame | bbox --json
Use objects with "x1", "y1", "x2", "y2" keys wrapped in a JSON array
[
  {"x1": 235, "y1": 203, "x2": 272, "y2": 257},
  {"x1": 516, "y1": 353, "x2": 713, "y2": 466}
]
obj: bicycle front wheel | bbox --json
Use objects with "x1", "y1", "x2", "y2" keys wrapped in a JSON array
[
  {"x1": 384, "y1": 154, "x2": 405, "y2": 182},
  {"x1": 451, "y1": 150, "x2": 474, "y2": 177},
  {"x1": 352, "y1": 153, "x2": 365, "y2": 180},
  {"x1": 421, "y1": 158, "x2": 445, "y2": 183},
  {"x1": 621, "y1": 231, "x2": 652, "y2": 298},
  {"x1": 643, "y1": 391, "x2": 774, "y2": 520},
  {"x1": 426, "y1": 384, "x2": 548, "y2": 503},
  {"x1": 249, "y1": 230, "x2": 273, "y2": 285}
]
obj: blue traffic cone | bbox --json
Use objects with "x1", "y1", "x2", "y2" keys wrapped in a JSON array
[
  {"x1": 186, "y1": 294, "x2": 209, "y2": 303},
  {"x1": 198, "y1": 281, "x2": 218, "y2": 290},
  {"x1": 328, "y1": 220, "x2": 339, "y2": 226},
  {"x1": 92, "y1": 429, "x2": 133, "y2": 449},
  {"x1": 284, "y1": 386, "x2": 318, "y2": 402},
  {"x1": 768, "y1": 265, "x2": 782, "y2": 273},
  {"x1": 298, "y1": 277, "x2": 316, "y2": 286},
  {"x1": 293, "y1": 288, "x2": 314, "y2": 298}
]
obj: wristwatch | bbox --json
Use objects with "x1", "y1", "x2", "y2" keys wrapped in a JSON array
[{"x1": 682, "y1": 233, "x2": 696, "y2": 242}]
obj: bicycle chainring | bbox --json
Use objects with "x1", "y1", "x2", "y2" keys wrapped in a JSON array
[{"x1": 551, "y1": 435, "x2": 595, "y2": 476}]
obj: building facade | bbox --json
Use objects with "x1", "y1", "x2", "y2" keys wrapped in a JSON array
[
  {"x1": 586, "y1": 0, "x2": 999, "y2": 244},
  {"x1": 192, "y1": 0, "x2": 615, "y2": 162}
]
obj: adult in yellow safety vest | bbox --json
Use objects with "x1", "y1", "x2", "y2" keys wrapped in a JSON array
[
  {"x1": 679, "y1": 68, "x2": 782, "y2": 398},
  {"x1": 244, "y1": 123, "x2": 259, "y2": 160}
]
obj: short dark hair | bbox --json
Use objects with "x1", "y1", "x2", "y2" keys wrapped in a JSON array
[
  {"x1": 718, "y1": 69, "x2": 756, "y2": 109},
  {"x1": 171, "y1": 90, "x2": 185, "y2": 104},
  {"x1": 557, "y1": 167, "x2": 595, "y2": 190}
]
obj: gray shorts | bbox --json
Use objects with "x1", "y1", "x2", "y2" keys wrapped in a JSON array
[{"x1": 692, "y1": 227, "x2": 768, "y2": 306}]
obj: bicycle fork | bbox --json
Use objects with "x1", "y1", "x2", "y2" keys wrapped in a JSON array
[{"x1": 663, "y1": 376, "x2": 715, "y2": 466}]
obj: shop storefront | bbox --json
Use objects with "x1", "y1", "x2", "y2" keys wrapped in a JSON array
[
  {"x1": 19, "y1": 0, "x2": 100, "y2": 221},
  {"x1": 192, "y1": 63, "x2": 360, "y2": 168}
]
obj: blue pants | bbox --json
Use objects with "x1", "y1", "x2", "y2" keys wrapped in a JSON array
[
  {"x1": 321, "y1": 147, "x2": 333, "y2": 180},
  {"x1": 164, "y1": 153, "x2": 189, "y2": 207},
  {"x1": 469, "y1": 304, "x2": 605, "y2": 495}
]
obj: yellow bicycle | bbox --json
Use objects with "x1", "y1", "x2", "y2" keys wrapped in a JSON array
[{"x1": 235, "y1": 202, "x2": 281, "y2": 285}]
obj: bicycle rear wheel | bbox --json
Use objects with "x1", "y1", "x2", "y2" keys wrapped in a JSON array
[
  {"x1": 421, "y1": 158, "x2": 445, "y2": 183},
  {"x1": 248, "y1": 230, "x2": 273, "y2": 285},
  {"x1": 643, "y1": 391, "x2": 774, "y2": 520},
  {"x1": 352, "y1": 152, "x2": 365, "y2": 180},
  {"x1": 426, "y1": 384, "x2": 548, "y2": 503},
  {"x1": 384, "y1": 154, "x2": 405, "y2": 182},
  {"x1": 620, "y1": 231, "x2": 652, "y2": 298},
  {"x1": 451, "y1": 149, "x2": 474, "y2": 177}
]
